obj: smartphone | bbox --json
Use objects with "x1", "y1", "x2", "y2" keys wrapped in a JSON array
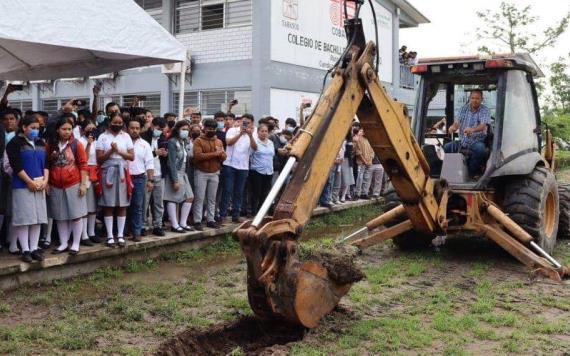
[
  {"x1": 302, "y1": 98, "x2": 312, "y2": 108},
  {"x1": 73, "y1": 99, "x2": 85, "y2": 106},
  {"x1": 158, "y1": 141, "x2": 169, "y2": 150},
  {"x1": 11, "y1": 84, "x2": 24, "y2": 91},
  {"x1": 243, "y1": 122, "x2": 248, "y2": 128},
  {"x1": 137, "y1": 95, "x2": 147, "y2": 101},
  {"x1": 230, "y1": 99, "x2": 238, "y2": 106}
]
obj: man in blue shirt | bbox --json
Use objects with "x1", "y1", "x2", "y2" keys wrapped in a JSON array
[{"x1": 444, "y1": 90, "x2": 491, "y2": 177}]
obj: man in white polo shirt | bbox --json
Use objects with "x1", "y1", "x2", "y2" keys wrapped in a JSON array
[
  {"x1": 220, "y1": 114, "x2": 257, "y2": 223},
  {"x1": 127, "y1": 116, "x2": 154, "y2": 242}
]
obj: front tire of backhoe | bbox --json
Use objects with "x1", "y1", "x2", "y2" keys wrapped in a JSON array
[
  {"x1": 503, "y1": 167, "x2": 559, "y2": 255},
  {"x1": 383, "y1": 186, "x2": 434, "y2": 250}
]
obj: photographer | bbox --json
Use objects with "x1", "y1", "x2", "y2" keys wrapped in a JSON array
[{"x1": 220, "y1": 114, "x2": 257, "y2": 224}]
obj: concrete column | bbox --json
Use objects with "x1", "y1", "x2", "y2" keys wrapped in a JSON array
[
  {"x1": 31, "y1": 84, "x2": 41, "y2": 111},
  {"x1": 392, "y1": 7, "x2": 401, "y2": 92},
  {"x1": 251, "y1": 0, "x2": 271, "y2": 119}
]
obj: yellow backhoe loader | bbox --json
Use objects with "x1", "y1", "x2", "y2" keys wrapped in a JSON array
[{"x1": 234, "y1": 2, "x2": 570, "y2": 329}]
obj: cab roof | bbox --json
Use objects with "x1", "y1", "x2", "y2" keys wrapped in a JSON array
[{"x1": 417, "y1": 53, "x2": 544, "y2": 77}]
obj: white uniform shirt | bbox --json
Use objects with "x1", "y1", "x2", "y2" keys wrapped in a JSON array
[
  {"x1": 129, "y1": 138, "x2": 154, "y2": 175},
  {"x1": 150, "y1": 137, "x2": 162, "y2": 178},
  {"x1": 95, "y1": 131, "x2": 134, "y2": 160},
  {"x1": 224, "y1": 127, "x2": 257, "y2": 171},
  {"x1": 77, "y1": 136, "x2": 97, "y2": 166}
]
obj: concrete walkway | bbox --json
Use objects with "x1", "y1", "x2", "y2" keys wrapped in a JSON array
[{"x1": 0, "y1": 198, "x2": 381, "y2": 290}]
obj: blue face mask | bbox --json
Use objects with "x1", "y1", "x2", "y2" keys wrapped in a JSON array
[
  {"x1": 5, "y1": 131, "x2": 15, "y2": 144},
  {"x1": 96, "y1": 115, "x2": 106, "y2": 124},
  {"x1": 179, "y1": 130, "x2": 189, "y2": 140},
  {"x1": 286, "y1": 126, "x2": 295, "y2": 134},
  {"x1": 153, "y1": 129, "x2": 162, "y2": 138},
  {"x1": 217, "y1": 122, "x2": 225, "y2": 130},
  {"x1": 28, "y1": 128, "x2": 40, "y2": 140}
]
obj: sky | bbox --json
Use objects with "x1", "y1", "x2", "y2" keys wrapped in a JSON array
[{"x1": 400, "y1": 0, "x2": 570, "y2": 69}]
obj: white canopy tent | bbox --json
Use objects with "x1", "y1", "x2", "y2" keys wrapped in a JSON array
[{"x1": 0, "y1": 0, "x2": 189, "y2": 118}]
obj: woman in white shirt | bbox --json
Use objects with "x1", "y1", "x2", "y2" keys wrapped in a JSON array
[
  {"x1": 96, "y1": 112, "x2": 134, "y2": 248},
  {"x1": 249, "y1": 124, "x2": 274, "y2": 212}
]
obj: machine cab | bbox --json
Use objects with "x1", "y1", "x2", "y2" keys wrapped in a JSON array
[{"x1": 410, "y1": 54, "x2": 545, "y2": 189}]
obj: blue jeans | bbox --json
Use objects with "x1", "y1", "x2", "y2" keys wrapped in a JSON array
[
  {"x1": 443, "y1": 141, "x2": 487, "y2": 176},
  {"x1": 319, "y1": 169, "x2": 335, "y2": 205},
  {"x1": 129, "y1": 175, "x2": 147, "y2": 237},
  {"x1": 220, "y1": 166, "x2": 249, "y2": 219}
]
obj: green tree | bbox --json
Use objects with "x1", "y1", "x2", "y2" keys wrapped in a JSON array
[
  {"x1": 475, "y1": 2, "x2": 570, "y2": 54},
  {"x1": 550, "y1": 54, "x2": 570, "y2": 112}
]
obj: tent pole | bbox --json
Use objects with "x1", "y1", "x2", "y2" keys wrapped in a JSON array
[{"x1": 178, "y1": 60, "x2": 186, "y2": 120}]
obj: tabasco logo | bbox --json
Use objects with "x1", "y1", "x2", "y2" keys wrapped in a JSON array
[
  {"x1": 282, "y1": 0, "x2": 299, "y2": 20},
  {"x1": 330, "y1": 0, "x2": 355, "y2": 27}
]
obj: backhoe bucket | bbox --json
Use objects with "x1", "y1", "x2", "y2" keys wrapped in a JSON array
[{"x1": 239, "y1": 231, "x2": 361, "y2": 328}]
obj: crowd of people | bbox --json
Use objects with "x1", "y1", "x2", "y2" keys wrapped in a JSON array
[
  {"x1": 0, "y1": 84, "x2": 385, "y2": 262},
  {"x1": 399, "y1": 45, "x2": 419, "y2": 65}
]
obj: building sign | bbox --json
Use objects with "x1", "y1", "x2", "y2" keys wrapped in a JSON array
[
  {"x1": 271, "y1": 0, "x2": 393, "y2": 83},
  {"x1": 270, "y1": 88, "x2": 320, "y2": 123}
]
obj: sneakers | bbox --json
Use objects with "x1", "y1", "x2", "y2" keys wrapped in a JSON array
[
  {"x1": 193, "y1": 223, "x2": 204, "y2": 231},
  {"x1": 153, "y1": 227, "x2": 165, "y2": 237},
  {"x1": 30, "y1": 250, "x2": 44, "y2": 261},
  {"x1": 320, "y1": 202, "x2": 333, "y2": 209},
  {"x1": 206, "y1": 221, "x2": 220, "y2": 229}
]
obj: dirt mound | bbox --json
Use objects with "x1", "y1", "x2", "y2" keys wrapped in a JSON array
[
  {"x1": 156, "y1": 316, "x2": 306, "y2": 355},
  {"x1": 311, "y1": 245, "x2": 365, "y2": 285}
]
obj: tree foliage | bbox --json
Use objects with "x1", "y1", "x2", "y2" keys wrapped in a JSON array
[
  {"x1": 475, "y1": 2, "x2": 570, "y2": 54},
  {"x1": 549, "y1": 54, "x2": 570, "y2": 112}
]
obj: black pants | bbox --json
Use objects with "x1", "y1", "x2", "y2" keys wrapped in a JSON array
[{"x1": 249, "y1": 170, "x2": 273, "y2": 214}]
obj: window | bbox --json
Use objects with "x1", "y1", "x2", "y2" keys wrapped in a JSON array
[
  {"x1": 173, "y1": 89, "x2": 251, "y2": 116},
  {"x1": 175, "y1": 0, "x2": 251, "y2": 34},
  {"x1": 9, "y1": 100, "x2": 32, "y2": 112},
  {"x1": 135, "y1": 0, "x2": 163, "y2": 24},
  {"x1": 122, "y1": 94, "x2": 162, "y2": 116},
  {"x1": 41, "y1": 100, "x2": 59, "y2": 116},
  {"x1": 202, "y1": 4, "x2": 224, "y2": 30},
  {"x1": 501, "y1": 70, "x2": 539, "y2": 158}
]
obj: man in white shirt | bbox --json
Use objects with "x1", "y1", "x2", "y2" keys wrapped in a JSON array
[
  {"x1": 219, "y1": 114, "x2": 257, "y2": 223},
  {"x1": 127, "y1": 117, "x2": 154, "y2": 242}
]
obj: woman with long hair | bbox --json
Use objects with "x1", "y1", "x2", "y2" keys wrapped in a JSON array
[
  {"x1": 96, "y1": 112, "x2": 134, "y2": 248},
  {"x1": 163, "y1": 120, "x2": 194, "y2": 232},
  {"x1": 77, "y1": 119, "x2": 100, "y2": 244},
  {"x1": 47, "y1": 116, "x2": 89, "y2": 255},
  {"x1": 5, "y1": 115, "x2": 49, "y2": 262}
]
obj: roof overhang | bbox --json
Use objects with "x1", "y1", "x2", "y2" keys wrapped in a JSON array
[{"x1": 393, "y1": 0, "x2": 430, "y2": 27}]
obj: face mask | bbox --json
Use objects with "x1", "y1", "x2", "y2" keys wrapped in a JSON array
[
  {"x1": 179, "y1": 130, "x2": 189, "y2": 140},
  {"x1": 167, "y1": 121, "x2": 175, "y2": 129},
  {"x1": 206, "y1": 131, "x2": 216, "y2": 138},
  {"x1": 96, "y1": 115, "x2": 106, "y2": 124},
  {"x1": 286, "y1": 126, "x2": 295, "y2": 134},
  {"x1": 28, "y1": 128, "x2": 40, "y2": 140},
  {"x1": 110, "y1": 125, "x2": 122, "y2": 133},
  {"x1": 217, "y1": 122, "x2": 225, "y2": 130},
  {"x1": 191, "y1": 132, "x2": 200, "y2": 140},
  {"x1": 5, "y1": 131, "x2": 15, "y2": 144},
  {"x1": 153, "y1": 129, "x2": 162, "y2": 138},
  {"x1": 279, "y1": 136, "x2": 287, "y2": 144}
]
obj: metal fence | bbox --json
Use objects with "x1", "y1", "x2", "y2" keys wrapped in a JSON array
[{"x1": 399, "y1": 65, "x2": 416, "y2": 89}]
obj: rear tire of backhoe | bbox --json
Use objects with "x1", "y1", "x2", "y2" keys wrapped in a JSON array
[
  {"x1": 557, "y1": 182, "x2": 570, "y2": 240},
  {"x1": 383, "y1": 186, "x2": 434, "y2": 250},
  {"x1": 503, "y1": 167, "x2": 559, "y2": 255}
]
